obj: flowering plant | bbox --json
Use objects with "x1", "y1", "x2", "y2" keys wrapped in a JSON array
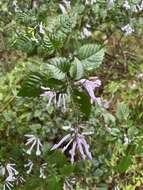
[{"x1": 0, "y1": 0, "x2": 143, "y2": 189}]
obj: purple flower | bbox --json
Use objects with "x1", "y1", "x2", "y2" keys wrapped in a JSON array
[
  {"x1": 75, "y1": 77, "x2": 110, "y2": 108},
  {"x1": 2, "y1": 163, "x2": 19, "y2": 190},
  {"x1": 41, "y1": 86, "x2": 67, "y2": 111},
  {"x1": 51, "y1": 126, "x2": 93, "y2": 163},
  {"x1": 121, "y1": 24, "x2": 134, "y2": 35},
  {"x1": 75, "y1": 77, "x2": 101, "y2": 103}
]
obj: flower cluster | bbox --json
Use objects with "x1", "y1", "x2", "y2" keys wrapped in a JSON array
[
  {"x1": 63, "y1": 177, "x2": 76, "y2": 190},
  {"x1": 25, "y1": 134, "x2": 43, "y2": 156},
  {"x1": 123, "y1": 0, "x2": 143, "y2": 12},
  {"x1": 1, "y1": 163, "x2": 23, "y2": 190},
  {"x1": 75, "y1": 77, "x2": 101, "y2": 103},
  {"x1": 121, "y1": 24, "x2": 134, "y2": 35},
  {"x1": 24, "y1": 160, "x2": 34, "y2": 174},
  {"x1": 81, "y1": 24, "x2": 92, "y2": 39},
  {"x1": 123, "y1": 0, "x2": 131, "y2": 10},
  {"x1": 39, "y1": 163, "x2": 47, "y2": 179},
  {"x1": 75, "y1": 77, "x2": 109, "y2": 108},
  {"x1": 41, "y1": 86, "x2": 67, "y2": 111},
  {"x1": 24, "y1": 160, "x2": 47, "y2": 179},
  {"x1": 51, "y1": 125, "x2": 93, "y2": 163}
]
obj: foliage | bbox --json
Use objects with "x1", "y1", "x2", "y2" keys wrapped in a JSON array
[{"x1": 0, "y1": 0, "x2": 143, "y2": 189}]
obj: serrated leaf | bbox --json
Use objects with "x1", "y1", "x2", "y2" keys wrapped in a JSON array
[
  {"x1": 18, "y1": 72, "x2": 66, "y2": 97},
  {"x1": 18, "y1": 72, "x2": 45, "y2": 97},
  {"x1": 44, "y1": 78, "x2": 66, "y2": 92},
  {"x1": 77, "y1": 44, "x2": 105, "y2": 71},
  {"x1": 46, "y1": 57, "x2": 70, "y2": 80},
  {"x1": 70, "y1": 57, "x2": 84, "y2": 80}
]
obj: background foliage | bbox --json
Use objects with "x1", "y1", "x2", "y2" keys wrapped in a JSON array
[{"x1": 0, "y1": 0, "x2": 143, "y2": 189}]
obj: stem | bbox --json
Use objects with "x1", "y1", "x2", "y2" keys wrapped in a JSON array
[{"x1": 65, "y1": 75, "x2": 79, "y2": 127}]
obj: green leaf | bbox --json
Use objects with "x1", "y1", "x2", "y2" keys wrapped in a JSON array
[
  {"x1": 48, "y1": 151, "x2": 68, "y2": 168},
  {"x1": 102, "y1": 112, "x2": 116, "y2": 125},
  {"x1": 46, "y1": 57, "x2": 70, "y2": 80},
  {"x1": 60, "y1": 164, "x2": 75, "y2": 176},
  {"x1": 24, "y1": 178, "x2": 42, "y2": 190},
  {"x1": 47, "y1": 176, "x2": 63, "y2": 190},
  {"x1": 18, "y1": 72, "x2": 66, "y2": 97},
  {"x1": 70, "y1": 57, "x2": 84, "y2": 80},
  {"x1": 116, "y1": 102, "x2": 130, "y2": 121},
  {"x1": 44, "y1": 78, "x2": 66, "y2": 92},
  {"x1": 77, "y1": 44, "x2": 105, "y2": 71},
  {"x1": 116, "y1": 155, "x2": 132, "y2": 173},
  {"x1": 18, "y1": 72, "x2": 44, "y2": 97},
  {"x1": 73, "y1": 89, "x2": 91, "y2": 119}
]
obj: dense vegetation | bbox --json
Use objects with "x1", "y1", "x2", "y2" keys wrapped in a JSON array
[{"x1": 0, "y1": 0, "x2": 143, "y2": 189}]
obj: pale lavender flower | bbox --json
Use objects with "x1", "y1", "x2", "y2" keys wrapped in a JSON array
[
  {"x1": 63, "y1": 177, "x2": 76, "y2": 190},
  {"x1": 101, "y1": 99, "x2": 110, "y2": 109},
  {"x1": 2, "y1": 164, "x2": 19, "y2": 190},
  {"x1": 41, "y1": 86, "x2": 67, "y2": 111},
  {"x1": 51, "y1": 134, "x2": 71, "y2": 151},
  {"x1": 31, "y1": 37, "x2": 39, "y2": 43},
  {"x1": 132, "y1": 5, "x2": 138, "y2": 12},
  {"x1": 25, "y1": 134, "x2": 43, "y2": 156},
  {"x1": 132, "y1": 2, "x2": 143, "y2": 12},
  {"x1": 75, "y1": 77, "x2": 101, "y2": 104},
  {"x1": 59, "y1": 4, "x2": 67, "y2": 14},
  {"x1": 63, "y1": 0, "x2": 71, "y2": 10},
  {"x1": 123, "y1": 134, "x2": 130, "y2": 145},
  {"x1": 75, "y1": 77, "x2": 110, "y2": 108},
  {"x1": 81, "y1": 27, "x2": 92, "y2": 39},
  {"x1": 123, "y1": 0, "x2": 131, "y2": 10},
  {"x1": 5, "y1": 175, "x2": 16, "y2": 182},
  {"x1": 59, "y1": 0, "x2": 71, "y2": 15},
  {"x1": 3, "y1": 181, "x2": 14, "y2": 190},
  {"x1": 12, "y1": 0, "x2": 19, "y2": 12},
  {"x1": 39, "y1": 163, "x2": 47, "y2": 179},
  {"x1": 38, "y1": 22, "x2": 45, "y2": 34},
  {"x1": 139, "y1": 1, "x2": 143, "y2": 11},
  {"x1": 121, "y1": 24, "x2": 134, "y2": 35},
  {"x1": 6, "y1": 164, "x2": 19, "y2": 177},
  {"x1": 136, "y1": 72, "x2": 143, "y2": 79},
  {"x1": 51, "y1": 126, "x2": 93, "y2": 163},
  {"x1": 114, "y1": 186, "x2": 120, "y2": 190},
  {"x1": 24, "y1": 160, "x2": 33, "y2": 174}
]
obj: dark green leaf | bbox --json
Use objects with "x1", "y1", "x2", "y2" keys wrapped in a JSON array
[
  {"x1": 116, "y1": 155, "x2": 132, "y2": 173},
  {"x1": 70, "y1": 57, "x2": 84, "y2": 80},
  {"x1": 47, "y1": 176, "x2": 63, "y2": 190},
  {"x1": 73, "y1": 89, "x2": 91, "y2": 119},
  {"x1": 77, "y1": 44, "x2": 105, "y2": 71}
]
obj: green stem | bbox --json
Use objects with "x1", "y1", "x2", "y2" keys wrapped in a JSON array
[{"x1": 65, "y1": 75, "x2": 79, "y2": 127}]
